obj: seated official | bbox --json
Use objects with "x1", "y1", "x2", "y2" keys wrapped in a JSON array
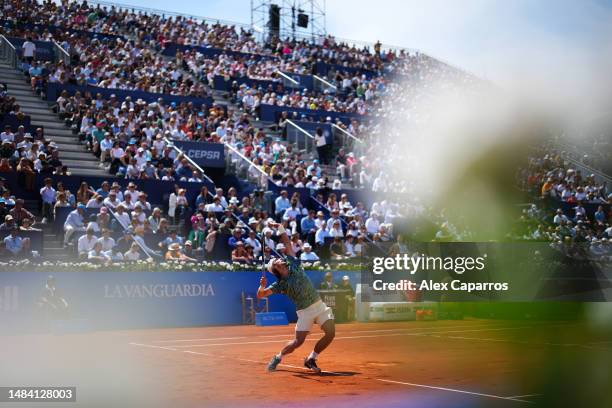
[
  {"x1": 319, "y1": 271, "x2": 337, "y2": 290},
  {"x1": 339, "y1": 275, "x2": 355, "y2": 321}
]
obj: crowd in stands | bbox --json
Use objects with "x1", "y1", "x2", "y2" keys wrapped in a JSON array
[
  {"x1": 54, "y1": 90, "x2": 230, "y2": 177},
  {"x1": 1, "y1": 86, "x2": 66, "y2": 177},
  {"x1": 31, "y1": 174, "x2": 406, "y2": 264},
  {"x1": 0, "y1": 0, "x2": 495, "y2": 265},
  {"x1": 0, "y1": 177, "x2": 37, "y2": 259},
  {"x1": 515, "y1": 148, "x2": 611, "y2": 261}
]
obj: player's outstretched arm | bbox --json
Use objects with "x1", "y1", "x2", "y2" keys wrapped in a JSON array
[
  {"x1": 269, "y1": 221, "x2": 295, "y2": 257},
  {"x1": 257, "y1": 275, "x2": 272, "y2": 299}
]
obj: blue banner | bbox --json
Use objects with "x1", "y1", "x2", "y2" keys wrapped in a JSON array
[
  {"x1": 161, "y1": 43, "x2": 275, "y2": 61},
  {"x1": 172, "y1": 140, "x2": 225, "y2": 168},
  {"x1": 0, "y1": 270, "x2": 360, "y2": 331},
  {"x1": 212, "y1": 75, "x2": 293, "y2": 93},
  {"x1": 313, "y1": 61, "x2": 379, "y2": 78},
  {"x1": 45, "y1": 83, "x2": 215, "y2": 110},
  {"x1": 259, "y1": 104, "x2": 363, "y2": 125}
]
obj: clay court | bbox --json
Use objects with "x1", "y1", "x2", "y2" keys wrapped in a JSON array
[{"x1": 4, "y1": 318, "x2": 609, "y2": 407}]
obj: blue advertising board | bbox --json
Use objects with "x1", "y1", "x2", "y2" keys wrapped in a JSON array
[
  {"x1": 259, "y1": 104, "x2": 363, "y2": 125},
  {"x1": 161, "y1": 43, "x2": 275, "y2": 62},
  {"x1": 313, "y1": 61, "x2": 379, "y2": 78},
  {"x1": 45, "y1": 83, "x2": 215, "y2": 110},
  {"x1": 212, "y1": 75, "x2": 292, "y2": 93},
  {"x1": 0, "y1": 270, "x2": 360, "y2": 331},
  {"x1": 173, "y1": 140, "x2": 225, "y2": 168}
]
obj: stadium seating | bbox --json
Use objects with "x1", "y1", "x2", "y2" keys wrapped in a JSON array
[{"x1": 0, "y1": 0, "x2": 607, "y2": 266}]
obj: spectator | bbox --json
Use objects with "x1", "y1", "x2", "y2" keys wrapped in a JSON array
[
  {"x1": 165, "y1": 242, "x2": 196, "y2": 261},
  {"x1": 88, "y1": 241, "x2": 110, "y2": 264},
  {"x1": 228, "y1": 228, "x2": 244, "y2": 249},
  {"x1": 63, "y1": 203, "x2": 86, "y2": 246},
  {"x1": 22, "y1": 37, "x2": 36, "y2": 64},
  {"x1": 330, "y1": 237, "x2": 346, "y2": 259},
  {"x1": 3, "y1": 227, "x2": 31, "y2": 259},
  {"x1": 39, "y1": 177, "x2": 56, "y2": 223},
  {"x1": 300, "y1": 242, "x2": 319, "y2": 262},
  {"x1": 124, "y1": 242, "x2": 141, "y2": 261},
  {"x1": 97, "y1": 228, "x2": 116, "y2": 252},
  {"x1": 9, "y1": 199, "x2": 34, "y2": 226},
  {"x1": 315, "y1": 220, "x2": 329, "y2": 246},
  {"x1": 231, "y1": 241, "x2": 252, "y2": 263},
  {"x1": 244, "y1": 230, "x2": 262, "y2": 258},
  {"x1": 274, "y1": 190, "x2": 290, "y2": 217},
  {"x1": 77, "y1": 227, "x2": 98, "y2": 259}
]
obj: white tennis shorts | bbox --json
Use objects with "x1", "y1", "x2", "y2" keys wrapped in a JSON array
[{"x1": 295, "y1": 300, "x2": 334, "y2": 332}]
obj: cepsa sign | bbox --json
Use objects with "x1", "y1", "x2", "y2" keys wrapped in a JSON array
[{"x1": 173, "y1": 141, "x2": 225, "y2": 168}]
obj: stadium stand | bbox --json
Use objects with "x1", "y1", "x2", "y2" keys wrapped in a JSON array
[{"x1": 0, "y1": 0, "x2": 607, "y2": 267}]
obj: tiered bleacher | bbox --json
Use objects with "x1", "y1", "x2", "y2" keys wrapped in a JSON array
[{"x1": 0, "y1": 0, "x2": 607, "y2": 267}]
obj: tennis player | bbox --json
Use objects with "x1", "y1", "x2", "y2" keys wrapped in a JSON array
[{"x1": 257, "y1": 222, "x2": 335, "y2": 373}]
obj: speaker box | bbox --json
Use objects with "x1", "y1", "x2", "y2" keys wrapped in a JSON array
[
  {"x1": 269, "y1": 4, "x2": 280, "y2": 34},
  {"x1": 297, "y1": 13, "x2": 309, "y2": 28}
]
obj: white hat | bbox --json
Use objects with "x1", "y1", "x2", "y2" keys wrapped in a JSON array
[{"x1": 276, "y1": 243, "x2": 285, "y2": 250}]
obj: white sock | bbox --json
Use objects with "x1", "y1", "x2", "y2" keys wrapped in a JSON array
[{"x1": 308, "y1": 351, "x2": 318, "y2": 360}]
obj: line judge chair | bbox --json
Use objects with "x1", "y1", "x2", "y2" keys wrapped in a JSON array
[{"x1": 241, "y1": 291, "x2": 269, "y2": 324}]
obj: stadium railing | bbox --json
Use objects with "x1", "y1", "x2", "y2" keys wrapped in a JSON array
[
  {"x1": 0, "y1": 35, "x2": 18, "y2": 69},
  {"x1": 52, "y1": 40, "x2": 71, "y2": 67},
  {"x1": 224, "y1": 142, "x2": 271, "y2": 191},
  {"x1": 313, "y1": 74, "x2": 337, "y2": 94},
  {"x1": 332, "y1": 124, "x2": 364, "y2": 157},
  {"x1": 285, "y1": 119, "x2": 316, "y2": 158},
  {"x1": 275, "y1": 70, "x2": 300, "y2": 90},
  {"x1": 165, "y1": 138, "x2": 282, "y2": 259},
  {"x1": 556, "y1": 140, "x2": 612, "y2": 183}
]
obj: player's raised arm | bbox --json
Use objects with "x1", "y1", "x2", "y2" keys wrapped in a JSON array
[
  {"x1": 269, "y1": 221, "x2": 295, "y2": 257},
  {"x1": 257, "y1": 275, "x2": 272, "y2": 299}
]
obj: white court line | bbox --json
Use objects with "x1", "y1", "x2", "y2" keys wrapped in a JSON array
[
  {"x1": 376, "y1": 379, "x2": 533, "y2": 404},
  {"x1": 149, "y1": 323, "x2": 519, "y2": 344},
  {"x1": 128, "y1": 342, "x2": 178, "y2": 351},
  {"x1": 430, "y1": 335, "x2": 612, "y2": 351},
  {"x1": 128, "y1": 342, "x2": 537, "y2": 402},
  {"x1": 507, "y1": 394, "x2": 541, "y2": 399},
  {"x1": 153, "y1": 336, "x2": 248, "y2": 343},
  {"x1": 167, "y1": 326, "x2": 539, "y2": 348},
  {"x1": 134, "y1": 345, "x2": 351, "y2": 376}
]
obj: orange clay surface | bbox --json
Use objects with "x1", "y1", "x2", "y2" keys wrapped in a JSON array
[{"x1": 1, "y1": 319, "x2": 610, "y2": 408}]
